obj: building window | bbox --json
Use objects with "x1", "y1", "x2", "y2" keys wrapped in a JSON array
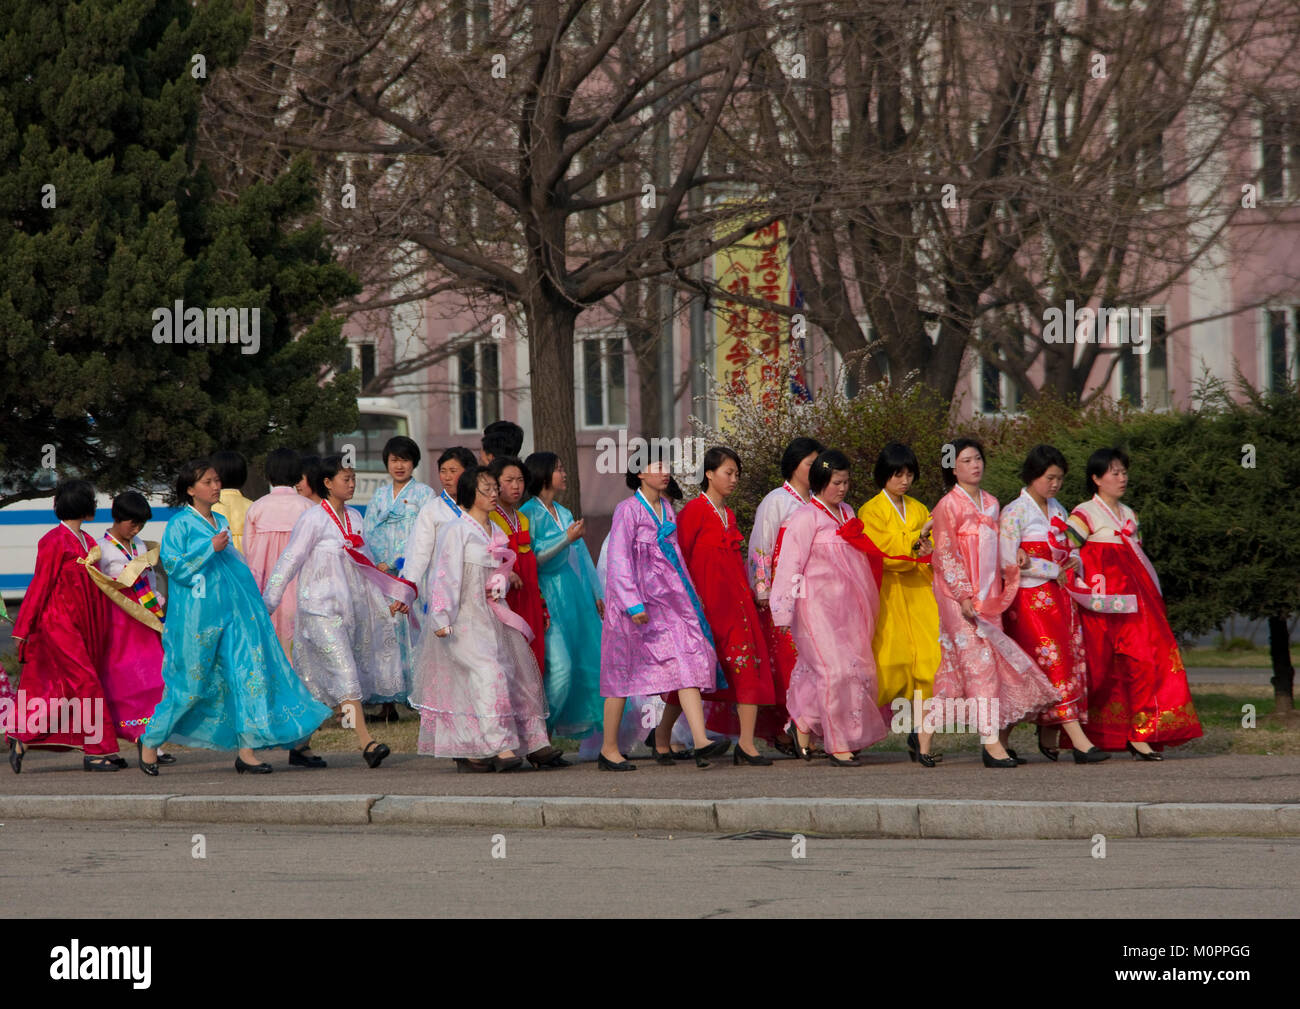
[
  {"x1": 1261, "y1": 104, "x2": 1300, "y2": 200},
  {"x1": 456, "y1": 340, "x2": 501, "y2": 433},
  {"x1": 976, "y1": 348, "x2": 1021, "y2": 415},
  {"x1": 578, "y1": 335, "x2": 627, "y2": 428},
  {"x1": 1146, "y1": 314, "x2": 1170, "y2": 410},
  {"x1": 1117, "y1": 310, "x2": 1168, "y2": 408},
  {"x1": 358, "y1": 343, "x2": 376, "y2": 390},
  {"x1": 1263, "y1": 307, "x2": 1298, "y2": 391}
]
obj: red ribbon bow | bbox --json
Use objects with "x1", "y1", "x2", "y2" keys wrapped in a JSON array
[
  {"x1": 510, "y1": 529, "x2": 532, "y2": 551},
  {"x1": 1048, "y1": 516, "x2": 1070, "y2": 551}
]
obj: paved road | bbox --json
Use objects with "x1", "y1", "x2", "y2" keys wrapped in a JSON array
[{"x1": 1, "y1": 820, "x2": 1295, "y2": 917}]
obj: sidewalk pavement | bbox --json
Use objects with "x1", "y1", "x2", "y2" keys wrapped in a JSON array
[{"x1": 3, "y1": 748, "x2": 1297, "y2": 838}]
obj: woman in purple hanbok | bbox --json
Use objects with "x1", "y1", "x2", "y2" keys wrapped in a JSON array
[{"x1": 597, "y1": 460, "x2": 731, "y2": 771}]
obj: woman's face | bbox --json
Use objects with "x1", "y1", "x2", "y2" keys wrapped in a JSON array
[
  {"x1": 295, "y1": 474, "x2": 313, "y2": 498},
  {"x1": 496, "y1": 465, "x2": 526, "y2": 507},
  {"x1": 821, "y1": 469, "x2": 851, "y2": 506},
  {"x1": 474, "y1": 475, "x2": 499, "y2": 512},
  {"x1": 1094, "y1": 460, "x2": 1128, "y2": 499},
  {"x1": 549, "y1": 461, "x2": 568, "y2": 494},
  {"x1": 706, "y1": 458, "x2": 740, "y2": 498},
  {"x1": 439, "y1": 459, "x2": 465, "y2": 494},
  {"x1": 188, "y1": 468, "x2": 222, "y2": 507},
  {"x1": 640, "y1": 460, "x2": 671, "y2": 493},
  {"x1": 1030, "y1": 465, "x2": 1065, "y2": 502},
  {"x1": 884, "y1": 468, "x2": 914, "y2": 499},
  {"x1": 954, "y1": 446, "x2": 984, "y2": 487},
  {"x1": 324, "y1": 468, "x2": 356, "y2": 503},
  {"x1": 387, "y1": 455, "x2": 414, "y2": 484},
  {"x1": 792, "y1": 452, "x2": 817, "y2": 488}
]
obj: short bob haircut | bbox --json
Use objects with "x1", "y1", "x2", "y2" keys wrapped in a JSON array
[
  {"x1": 781, "y1": 437, "x2": 827, "y2": 481},
  {"x1": 941, "y1": 436, "x2": 986, "y2": 488},
  {"x1": 1020, "y1": 443, "x2": 1070, "y2": 485},
  {"x1": 456, "y1": 465, "x2": 497, "y2": 510},
  {"x1": 525, "y1": 451, "x2": 562, "y2": 497},
  {"x1": 173, "y1": 459, "x2": 215, "y2": 507},
  {"x1": 700, "y1": 446, "x2": 742, "y2": 491},
  {"x1": 111, "y1": 490, "x2": 152, "y2": 525},
  {"x1": 482, "y1": 420, "x2": 524, "y2": 460},
  {"x1": 210, "y1": 450, "x2": 248, "y2": 491},
  {"x1": 54, "y1": 479, "x2": 97, "y2": 521},
  {"x1": 438, "y1": 446, "x2": 479, "y2": 472},
  {"x1": 809, "y1": 449, "x2": 852, "y2": 495},
  {"x1": 298, "y1": 454, "x2": 323, "y2": 494},
  {"x1": 487, "y1": 455, "x2": 527, "y2": 482},
  {"x1": 873, "y1": 442, "x2": 920, "y2": 490},
  {"x1": 1085, "y1": 446, "x2": 1130, "y2": 494},
  {"x1": 309, "y1": 454, "x2": 351, "y2": 500},
  {"x1": 382, "y1": 435, "x2": 421, "y2": 468},
  {"x1": 264, "y1": 448, "x2": 302, "y2": 488}
]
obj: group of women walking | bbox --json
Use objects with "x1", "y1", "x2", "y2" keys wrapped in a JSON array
[{"x1": 3, "y1": 419, "x2": 1201, "y2": 777}]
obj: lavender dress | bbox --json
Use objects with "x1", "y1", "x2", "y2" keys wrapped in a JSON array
[{"x1": 600, "y1": 492, "x2": 718, "y2": 698}]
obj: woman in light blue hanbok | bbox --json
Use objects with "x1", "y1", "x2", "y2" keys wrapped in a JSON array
[
  {"x1": 362, "y1": 436, "x2": 435, "y2": 715},
  {"x1": 520, "y1": 453, "x2": 605, "y2": 739},
  {"x1": 139, "y1": 460, "x2": 332, "y2": 775}
]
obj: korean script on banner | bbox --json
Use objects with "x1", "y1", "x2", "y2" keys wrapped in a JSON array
[{"x1": 713, "y1": 218, "x2": 795, "y2": 427}]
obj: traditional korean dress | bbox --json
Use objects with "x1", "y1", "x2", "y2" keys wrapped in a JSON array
[
  {"x1": 769, "y1": 497, "x2": 889, "y2": 753},
  {"x1": 747, "y1": 481, "x2": 808, "y2": 740},
  {"x1": 213, "y1": 488, "x2": 254, "y2": 553},
  {"x1": 857, "y1": 491, "x2": 940, "y2": 708},
  {"x1": 600, "y1": 491, "x2": 718, "y2": 698},
  {"x1": 410, "y1": 513, "x2": 550, "y2": 758},
  {"x1": 263, "y1": 502, "x2": 413, "y2": 706},
  {"x1": 490, "y1": 503, "x2": 548, "y2": 674},
  {"x1": 244, "y1": 486, "x2": 313, "y2": 657},
  {"x1": 665, "y1": 494, "x2": 774, "y2": 721},
  {"x1": 520, "y1": 495, "x2": 604, "y2": 737},
  {"x1": 403, "y1": 490, "x2": 465, "y2": 627},
  {"x1": 88, "y1": 532, "x2": 167, "y2": 741},
  {"x1": 142, "y1": 507, "x2": 331, "y2": 751},
  {"x1": 1066, "y1": 496, "x2": 1201, "y2": 749},
  {"x1": 7, "y1": 523, "x2": 117, "y2": 756},
  {"x1": 930, "y1": 487, "x2": 1056, "y2": 734},
  {"x1": 363, "y1": 479, "x2": 435, "y2": 699},
  {"x1": 999, "y1": 489, "x2": 1088, "y2": 726}
]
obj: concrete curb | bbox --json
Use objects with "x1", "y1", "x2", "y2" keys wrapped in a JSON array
[{"x1": 2, "y1": 794, "x2": 1299, "y2": 838}]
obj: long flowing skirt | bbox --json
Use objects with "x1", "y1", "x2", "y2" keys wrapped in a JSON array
[
  {"x1": 1004, "y1": 581, "x2": 1087, "y2": 726},
  {"x1": 99, "y1": 609, "x2": 165, "y2": 742},
  {"x1": 537, "y1": 565, "x2": 604, "y2": 738}
]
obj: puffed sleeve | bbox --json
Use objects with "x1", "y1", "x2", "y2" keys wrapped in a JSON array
[
  {"x1": 604, "y1": 502, "x2": 644, "y2": 616},
  {"x1": 12, "y1": 531, "x2": 61, "y2": 645},
  {"x1": 931, "y1": 500, "x2": 974, "y2": 602},
  {"x1": 403, "y1": 502, "x2": 440, "y2": 599},
  {"x1": 162, "y1": 513, "x2": 218, "y2": 588},
  {"x1": 676, "y1": 497, "x2": 706, "y2": 566},
  {"x1": 748, "y1": 493, "x2": 780, "y2": 600}
]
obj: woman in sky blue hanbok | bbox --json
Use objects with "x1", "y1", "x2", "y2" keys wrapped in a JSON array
[
  {"x1": 520, "y1": 453, "x2": 605, "y2": 739},
  {"x1": 139, "y1": 460, "x2": 332, "y2": 776},
  {"x1": 362, "y1": 435, "x2": 435, "y2": 714}
]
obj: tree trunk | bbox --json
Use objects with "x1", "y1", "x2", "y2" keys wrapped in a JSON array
[
  {"x1": 1269, "y1": 614, "x2": 1295, "y2": 713},
  {"x1": 527, "y1": 296, "x2": 583, "y2": 518}
]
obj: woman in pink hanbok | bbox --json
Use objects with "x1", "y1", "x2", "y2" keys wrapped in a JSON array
[
  {"x1": 931, "y1": 438, "x2": 1056, "y2": 768},
  {"x1": 769, "y1": 450, "x2": 888, "y2": 766},
  {"x1": 244, "y1": 449, "x2": 313, "y2": 658}
]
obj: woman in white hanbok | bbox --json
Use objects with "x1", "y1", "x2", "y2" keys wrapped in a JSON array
[
  {"x1": 263, "y1": 456, "x2": 414, "y2": 768},
  {"x1": 410, "y1": 465, "x2": 552, "y2": 773}
]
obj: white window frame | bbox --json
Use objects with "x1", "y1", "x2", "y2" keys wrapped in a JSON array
[
  {"x1": 575, "y1": 329, "x2": 629, "y2": 431},
  {"x1": 451, "y1": 332, "x2": 504, "y2": 435},
  {"x1": 1257, "y1": 305, "x2": 1299, "y2": 391},
  {"x1": 1258, "y1": 103, "x2": 1300, "y2": 202},
  {"x1": 1112, "y1": 307, "x2": 1171, "y2": 410}
]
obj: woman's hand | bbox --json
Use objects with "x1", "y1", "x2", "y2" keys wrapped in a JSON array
[
  {"x1": 565, "y1": 518, "x2": 585, "y2": 543},
  {"x1": 596, "y1": 599, "x2": 605, "y2": 619},
  {"x1": 508, "y1": 571, "x2": 523, "y2": 590},
  {"x1": 919, "y1": 518, "x2": 934, "y2": 538},
  {"x1": 212, "y1": 530, "x2": 229, "y2": 552},
  {"x1": 389, "y1": 601, "x2": 409, "y2": 616},
  {"x1": 631, "y1": 612, "x2": 649, "y2": 625},
  {"x1": 376, "y1": 562, "x2": 390, "y2": 573},
  {"x1": 434, "y1": 627, "x2": 451, "y2": 638},
  {"x1": 1016, "y1": 547, "x2": 1030, "y2": 570},
  {"x1": 959, "y1": 598, "x2": 978, "y2": 623}
]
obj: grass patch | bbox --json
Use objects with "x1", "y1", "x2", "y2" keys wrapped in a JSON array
[{"x1": 1182, "y1": 645, "x2": 1297, "y2": 668}]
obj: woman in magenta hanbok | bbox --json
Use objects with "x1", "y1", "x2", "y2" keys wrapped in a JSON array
[
  {"x1": 598, "y1": 459, "x2": 731, "y2": 771},
  {"x1": 244, "y1": 449, "x2": 313, "y2": 658},
  {"x1": 7, "y1": 480, "x2": 119, "y2": 772},
  {"x1": 769, "y1": 450, "x2": 888, "y2": 766},
  {"x1": 931, "y1": 438, "x2": 1056, "y2": 768}
]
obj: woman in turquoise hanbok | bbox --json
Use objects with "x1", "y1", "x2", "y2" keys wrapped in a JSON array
[
  {"x1": 520, "y1": 453, "x2": 605, "y2": 739},
  {"x1": 139, "y1": 460, "x2": 332, "y2": 775}
]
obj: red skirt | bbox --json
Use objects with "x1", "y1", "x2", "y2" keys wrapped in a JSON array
[{"x1": 1004, "y1": 578, "x2": 1087, "y2": 726}]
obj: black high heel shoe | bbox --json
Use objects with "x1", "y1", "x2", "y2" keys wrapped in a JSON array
[
  {"x1": 526, "y1": 746, "x2": 571, "y2": 769},
  {"x1": 1126, "y1": 741, "x2": 1163, "y2": 761},
  {"x1": 597, "y1": 753, "x2": 637, "y2": 772},
  {"x1": 156, "y1": 751, "x2": 177, "y2": 765},
  {"x1": 692, "y1": 738, "x2": 730, "y2": 768},
  {"x1": 8, "y1": 737, "x2": 23, "y2": 775},
  {"x1": 1004, "y1": 748, "x2": 1028, "y2": 765},
  {"x1": 83, "y1": 755, "x2": 121, "y2": 772},
  {"x1": 790, "y1": 726, "x2": 813, "y2": 761},
  {"x1": 733, "y1": 746, "x2": 773, "y2": 766},
  {"x1": 981, "y1": 746, "x2": 1018, "y2": 768},
  {"x1": 137, "y1": 739, "x2": 158, "y2": 777},
  {"x1": 235, "y1": 756, "x2": 272, "y2": 774},
  {"x1": 289, "y1": 747, "x2": 328, "y2": 768},
  {"x1": 1073, "y1": 746, "x2": 1111, "y2": 763},
  {"x1": 1036, "y1": 726, "x2": 1060, "y2": 762},
  {"x1": 906, "y1": 730, "x2": 941, "y2": 766},
  {"x1": 827, "y1": 753, "x2": 861, "y2": 767},
  {"x1": 362, "y1": 740, "x2": 391, "y2": 768}
]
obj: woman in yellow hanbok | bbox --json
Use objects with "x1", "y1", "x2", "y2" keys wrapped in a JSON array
[{"x1": 857, "y1": 443, "x2": 942, "y2": 766}]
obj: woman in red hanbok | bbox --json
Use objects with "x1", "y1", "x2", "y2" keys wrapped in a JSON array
[
  {"x1": 7, "y1": 480, "x2": 120, "y2": 772},
  {"x1": 658, "y1": 447, "x2": 776, "y2": 765},
  {"x1": 999, "y1": 446, "x2": 1108, "y2": 763},
  {"x1": 1066, "y1": 448, "x2": 1201, "y2": 757}
]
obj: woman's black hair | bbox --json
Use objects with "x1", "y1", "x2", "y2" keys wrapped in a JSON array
[
  {"x1": 941, "y1": 437, "x2": 986, "y2": 489},
  {"x1": 110, "y1": 490, "x2": 152, "y2": 525},
  {"x1": 873, "y1": 442, "x2": 920, "y2": 489},
  {"x1": 525, "y1": 451, "x2": 562, "y2": 497},
  {"x1": 298, "y1": 454, "x2": 323, "y2": 495},
  {"x1": 382, "y1": 435, "x2": 421, "y2": 468},
  {"x1": 173, "y1": 459, "x2": 214, "y2": 507},
  {"x1": 487, "y1": 455, "x2": 526, "y2": 481},
  {"x1": 264, "y1": 448, "x2": 302, "y2": 488},
  {"x1": 438, "y1": 446, "x2": 479, "y2": 471},
  {"x1": 54, "y1": 479, "x2": 97, "y2": 521},
  {"x1": 781, "y1": 437, "x2": 827, "y2": 481},
  {"x1": 210, "y1": 450, "x2": 248, "y2": 491},
  {"x1": 482, "y1": 420, "x2": 524, "y2": 460},
  {"x1": 700, "y1": 446, "x2": 742, "y2": 492},
  {"x1": 456, "y1": 465, "x2": 497, "y2": 510},
  {"x1": 1085, "y1": 446, "x2": 1130, "y2": 494},
  {"x1": 1020, "y1": 444, "x2": 1070, "y2": 485},
  {"x1": 310, "y1": 454, "x2": 349, "y2": 499},
  {"x1": 809, "y1": 449, "x2": 851, "y2": 495}
]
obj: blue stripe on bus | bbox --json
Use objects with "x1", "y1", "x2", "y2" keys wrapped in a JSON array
[
  {"x1": 0, "y1": 507, "x2": 181, "y2": 525},
  {"x1": 1, "y1": 575, "x2": 33, "y2": 589}
]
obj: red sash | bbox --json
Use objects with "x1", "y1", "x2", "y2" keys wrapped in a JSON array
[
  {"x1": 322, "y1": 501, "x2": 418, "y2": 605},
  {"x1": 809, "y1": 497, "x2": 931, "y2": 588}
]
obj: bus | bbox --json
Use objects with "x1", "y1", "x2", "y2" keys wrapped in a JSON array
[{"x1": 0, "y1": 398, "x2": 412, "y2": 603}]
